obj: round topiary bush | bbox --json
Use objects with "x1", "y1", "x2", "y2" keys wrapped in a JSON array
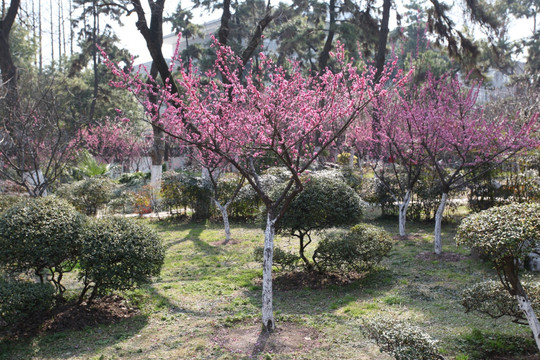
[
  {"x1": 274, "y1": 173, "x2": 365, "y2": 268},
  {"x1": 362, "y1": 318, "x2": 444, "y2": 360},
  {"x1": 0, "y1": 279, "x2": 55, "y2": 326},
  {"x1": 79, "y1": 217, "x2": 165, "y2": 302},
  {"x1": 56, "y1": 177, "x2": 116, "y2": 216},
  {"x1": 312, "y1": 223, "x2": 392, "y2": 274},
  {"x1": 456, "y1": 203, "x2": 540, "y2": 352},
  {"x1": 0, "y1": 196, "x2": 85, "y2": 292},
  {"x1": 462, "y1": 279, "x2": 540, "y2": 324}
]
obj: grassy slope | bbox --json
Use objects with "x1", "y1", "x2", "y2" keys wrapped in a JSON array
[{"x1": 1, "y1": 217, "x2": 537, "y2": 359}]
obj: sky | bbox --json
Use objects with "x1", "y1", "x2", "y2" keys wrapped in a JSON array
[
  {"x1": 20, "y1": 0, "x2": 536, "y2": 66},
  {"x1": 113, "y1": 0, "x2": 536, "y2": 64}
]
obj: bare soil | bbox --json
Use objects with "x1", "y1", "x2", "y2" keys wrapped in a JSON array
[
  {"x1": 0, "y1": 295, "x2": 139, "y2": 340},
  {"x1": 416, "y1": 250, "x2": 470, "y2": 262},
  {"x1": 255, "y1": 270, "x2": 363, "y2": 291},
  {"x1": 212, "y1": 320, "x2": 323, "y2": 357}
]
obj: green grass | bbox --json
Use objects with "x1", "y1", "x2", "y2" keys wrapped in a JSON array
[{"x1": 1, "y1": 217, "x2": 538, "y2": 359}]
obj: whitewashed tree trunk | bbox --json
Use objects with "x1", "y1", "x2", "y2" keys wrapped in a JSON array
[
  {"x1": 23, "y1": 170, "x2": 47, "y2": 196},
  {"x1": 214, "y1": 199, "x2": 231, "y2": 243},
  {"x1": 150, "y1": 165, "x2": 162, "y2": 211},
  {"x1": 434, "y1": 192, "x2": 448, "y2": 254},
  {"x1": 398, "y1": 190, "x2": 411, "y2": 237},
  {"x1": 517, "y1": 295, "x2": 540, "y2": 352},
  {"x1": 262, "y1": 212, "x2": 277, "y2": 331}
]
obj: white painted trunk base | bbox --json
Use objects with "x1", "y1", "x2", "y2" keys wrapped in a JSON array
[
  {"x1": 150, "y1": 165, "x2": 162, "y2": 211},
  {"x1": 150, "y1": 165, "x2": 162, "y2": 189},
  {"x1": 517, "y1": 295, "x2": 540, "y2": 352},
  {"x1": 398, "y1": 190, "x2": 411, "y2": 237},
  {"x1": 434, "y1": 193, "x2": 448, "y2": 254},
  {"x1": 23, "y1": 170, "x2": 47, "y2": 196},
  {"x1": 214, "y1": 200, "x2": 231, "y2": 243},
  {"x1": 262, "y1": 213, "x2": 276, "y2": 331}
]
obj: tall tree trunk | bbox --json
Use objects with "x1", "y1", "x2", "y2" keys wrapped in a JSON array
[
  {"x1": 262, "y1": 211, "x2": 276, "y2": 331},
  {"x1": 398, "y1": 190, "x2": 411, "y2": 237},
  {"x1": 38, "y1": 0, "x2": 42, "y2": 72},
  {"x1": 318, "y1": 0, "x2": 336, "y2": 72},
  {"x1": 434, "y1": 192, "x2": 448, "y2": 254},
  {"x1": 88, "y1": 0, "x2": 98, "y2": 122}
]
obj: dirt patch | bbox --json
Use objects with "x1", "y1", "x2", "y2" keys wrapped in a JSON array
[
  {"x1": 212, "y1": 320, "x2": 323, "y2": 357},
  {"x1": 210, "y1": 238, "x2": 244, "y2": 246},
  {"x1": 0, "y1": 295, "x2": 139, "y2": 340},
  {"x1": 416, "y1": 251, "x2": 469, "y2": 262},
  {"x1": 255, "y1": 270, "x2": 363, "y2": 291}
]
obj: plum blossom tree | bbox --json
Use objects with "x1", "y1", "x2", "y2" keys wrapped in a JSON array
[
  {"x1": 194, "y1": 148, "x2": 245, "y2": 244},
  {"x1": 79, "y1": 117, "x2": 149, "y2": 167},
  {"x1": 414, "y1": 74, "x2": 538, "y2": 254},
  {"x1": 351, "y1": 82, "x2": 429, "y2": 237},
  {"x1": 105, "y1": 40, "x2": 408, "y2": 330}
]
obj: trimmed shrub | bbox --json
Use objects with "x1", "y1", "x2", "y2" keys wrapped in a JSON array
[
  {"x1": 161, "y1": 171, "x2": 212, "y2": 220},
  {"x1": 230, "y1": 174, "x2": 281, "y2": 219},
  {"x1": 455, "y1": 203, "x2": 540, "y2": 266},
  {"x1": 79, "y1": 217, "x2": 165, "y2": 302},
  {"x1": 313, "y1": 224, "x2": 392, "y2": 274},
  {"x1": 0, "y1": 280, "x2": 55, "y2": 325},
  {"x1": 57, "y1": 177, "x2": 116, "y2": 216},
  {"x1": 274, "y1": 173, "x2": 365, "y2": 268},
  {"x1": 0, "y1": 197, "x2": 85, "y2": 291},
  {"x1": 253, "y1": 246, "x2": 300, "y2": 271},
  {"x1": 0, "y1": 195, "x2": 23, "y2": 214},
  {"x1": 362, "y1": 318, "x2": 444, "y2": 360},
  {"x1": 462, "y1": 279, "x2": 540, "y2": 324}
]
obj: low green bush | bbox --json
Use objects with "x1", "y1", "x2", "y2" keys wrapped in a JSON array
[
  {"x1": 253, "y1": 246, "x2": 300, "y2": 271},
  {"x1": 362, "y1": 318, "x2": 444, "y2": 360},
  {"x1": 0, "y1": 197, "x2": 85, "y2": 292},
  {"x1": 161, "y1": 171, "x2": 212, "y2": 220},
  {"x1": 458, "y1": 328, "x2": 537, "y2": 359},
  {"x1": 57, "y1": 177, "x2": 116, "y2": 216},
  {"x1": 312, "y1": 224, "x2": 392, "y2": 274},
  {"x1": 462, "y1": 279, "x2": 540, "y2": 324},
  {"x1": 0, "y1": 280, "x2": 55, "y2": 325},
  {"x1": 0, "y1": 195, "x2": 23, "y2": 214},
  {"x1": 79, "y1": 217, "x2": 165, "y2": 302}
]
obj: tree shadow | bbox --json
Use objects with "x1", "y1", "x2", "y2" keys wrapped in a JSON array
[{"x1": 0, "y1": 304, "x2": 148, "y2": 360}]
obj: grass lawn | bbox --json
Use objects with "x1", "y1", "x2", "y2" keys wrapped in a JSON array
[{"x1": 1, "y1": 215, "x2": 538, "y2": 359}]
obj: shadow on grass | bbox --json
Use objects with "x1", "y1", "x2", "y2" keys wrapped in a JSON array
[{"x1": 0, "y1": 312, "x2": 148, "y2": 360}]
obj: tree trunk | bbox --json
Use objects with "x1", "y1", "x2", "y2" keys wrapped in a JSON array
[
  {"x1": 398, "y1": 190, "x2": 411, "y2": 237},
  {"x1": 318, "y1": 0, "x2": 336, "y2": 72},
  {"x1": 214, "y1": 200, "x2": 231, "y2": 244},
  {"x1": 434, "y1": 192, "x2": 448, "y2": 254},
  {"x1": 517, "y1": 294, "x2": 540, "y2": 352},
  {"x1": 23, "y1": 170, "x2": 47, "y2": 196},
  {"x1": 262, "y1": 211, "x2": 276, "y2": 331}
]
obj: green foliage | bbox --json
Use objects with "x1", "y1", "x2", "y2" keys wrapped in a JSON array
[
  {"x1": 455, "y1": 203, "x2": 540, "y2": 265},
  {"x1": 56, "y1": 177, "x2": 116, "y2": 216},
  {"x1": 0, "y1": 195, "x2": 23, "y2": 214},
  {"x1": 253, "y1": 246, "x2": 300, "y2": 271},
  {"x1": 337, "y1": 152, "x2": 357, "y2": 166},
  {"x1": 161, "y1": 171, "x2": 212, "y2": 220},
  {"x1": 0, "y1": 280, "x2": 55, "y2": 325},
  {"x1": 71, "y1": 151, "x2": 114, "y2": 179},
  {"x1": 79, "y1": 217, "x2": 165, "y2": 300},
  {"x1": 458, "y1": 328, "x2": 537, "y2": 359},
  {"x1": 362, "y1": 318, "x2": 443, "y2": 360},
  {"x1": 462, "y1": 279, "x2": 540, "y2": 324},
  {"x1": 0, "y1": 197, "x2": 85, "y2": 284},
  {"x1": 275, "y1": 174, "x2": 365, "y2": 235},
  {"x1": 313, "y1": 224, "x2": 392, "y2": 274},
  {"x1": 118, "y1": 171, "x2": 150, "y2": 187}
]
